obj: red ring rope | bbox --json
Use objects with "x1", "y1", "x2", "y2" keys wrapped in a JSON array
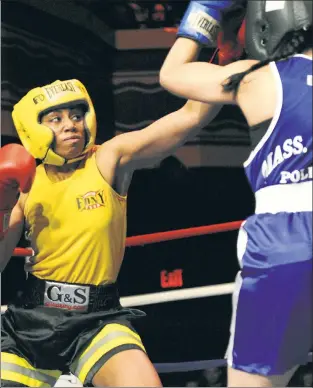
[{"x1": 13, "y1": 220, "x2": 243, "y2": 257}]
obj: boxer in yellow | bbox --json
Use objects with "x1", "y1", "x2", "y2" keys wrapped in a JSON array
[{"x1": 0, "y1": 79, "x2": 221, "y2": 387}]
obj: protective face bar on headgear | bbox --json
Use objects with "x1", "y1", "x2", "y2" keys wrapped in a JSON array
[
  {"x1": 12, "y1": 79, "x2": 97, "y2": 166},
  {"x1": 245, "y1": 0, "x2": 312, "y2": 60}
]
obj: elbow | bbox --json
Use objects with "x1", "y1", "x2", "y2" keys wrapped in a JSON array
[
  {"x1": 159, "y1": 68, "x2": 168, "y2": 89},
  {"x1": 159, "y1": 67, "x2": 174, "y2": 92}
]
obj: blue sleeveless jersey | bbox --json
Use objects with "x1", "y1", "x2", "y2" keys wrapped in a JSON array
[
  {"x1": 244, "y1": 54, "x2": 312, "y2": 193},
  {"x1": 227, "y1": 55, "x2": 313, "y2": 376}
]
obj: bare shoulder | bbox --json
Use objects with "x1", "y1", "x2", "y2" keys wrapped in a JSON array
[
  {"x1": 241, "y1": 61, "x2": 273, "y2": 84},
  {"x1": 227, "y1": 59, "x2": 260, "y2": 72},
  {"x1": 237, "y1": 61, "x2": 277, "y2": 125},
  {"x1": 95, "y1": 136, "x2": 134, "y2": 195},
  {"x1": 216, "y1": 59, "x2": 270, "y2": 97},
  {"x1": 94, "y1": 140, "x2": 120, "y2": 185},
  {"x1": 96, "y1": 135, "x2": 127, "y2": 167},
  {"x1": 223, "y1": 59, "x2": 273, "y2": 87},
  {"x1": 220, "y1": 59, "x2": 260, "y2": 81}
]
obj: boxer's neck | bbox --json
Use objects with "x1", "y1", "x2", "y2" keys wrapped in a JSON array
[
  {"x1": 44, "y1": 161, "x2": 82, "y2": 182},
  {"x1": 303, "y1": 48, "x2": 312, "y2": 58}
]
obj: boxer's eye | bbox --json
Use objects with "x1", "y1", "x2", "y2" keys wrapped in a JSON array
[
  {"x1": 71, "y1": 114, "x2": 83, "y2": 122},
  {"x1": 50, "y1": 117, "x2": 61, "y2": 123}
]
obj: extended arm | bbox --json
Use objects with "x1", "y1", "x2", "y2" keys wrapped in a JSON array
[{"x1": 98, "y1": 100, "x2": 222, "y2": 171}]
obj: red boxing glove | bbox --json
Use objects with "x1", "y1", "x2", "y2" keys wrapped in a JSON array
[
  {"x1": 0, "y1": 144, "x2": 36, "y2": 240},
  {"x1": 217, "y1": 18, "x2": 246, "y2": 66}
]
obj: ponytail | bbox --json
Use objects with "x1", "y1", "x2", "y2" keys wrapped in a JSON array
[{"x1": 223, "y1": 26, "x2": 313, "y2": 94}]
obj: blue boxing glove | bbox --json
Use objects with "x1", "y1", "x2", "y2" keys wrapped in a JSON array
[{"x1": 177, "y1": 1, "x2": 233, "y2": 47}]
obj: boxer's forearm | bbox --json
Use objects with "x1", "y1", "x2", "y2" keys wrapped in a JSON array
[{"x1": 183, "y1": 99, "x2": 222, "y2": 129}]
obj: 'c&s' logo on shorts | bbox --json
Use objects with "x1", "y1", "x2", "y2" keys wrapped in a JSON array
[{"x1": 76, "y1": 190, "x2": 105, "y2": 211}]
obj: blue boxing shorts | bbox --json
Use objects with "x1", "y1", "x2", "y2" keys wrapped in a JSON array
[{"x1": 226, "y1": 209, "x2": 312, "y2": 376}]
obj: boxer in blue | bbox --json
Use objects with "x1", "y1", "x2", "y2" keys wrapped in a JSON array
[{"x1": 160, "y1": 1, "x2": 312, "y2": 386}]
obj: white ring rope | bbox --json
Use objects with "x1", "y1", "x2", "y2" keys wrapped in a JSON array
[
  {"x1": 0, "y1": 282, "x2": 235, "y2": 313},
  {"x1": 121, "y1": 282, "x2": 235, "y2": 307}
]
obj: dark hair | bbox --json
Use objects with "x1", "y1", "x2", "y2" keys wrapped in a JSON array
[
  {"x1": 223, "y1": 25, "x2": 313, "y2": 94},
  {"x1": 220, "y1": 0, "x2": 247, "y2": 40}
]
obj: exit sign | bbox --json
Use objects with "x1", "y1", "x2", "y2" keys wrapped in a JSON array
[{"x1": 160, "y1": 269, "x2": 183, "y2": 289}]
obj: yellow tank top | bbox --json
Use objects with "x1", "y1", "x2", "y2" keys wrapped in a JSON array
[{"x1": 24, "y1": 150, "x2": 127, "y2": 285}]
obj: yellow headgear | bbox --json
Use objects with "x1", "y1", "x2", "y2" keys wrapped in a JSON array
[{"x1": 12, "y1": 79, "x2": 97, "y2": 166}]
